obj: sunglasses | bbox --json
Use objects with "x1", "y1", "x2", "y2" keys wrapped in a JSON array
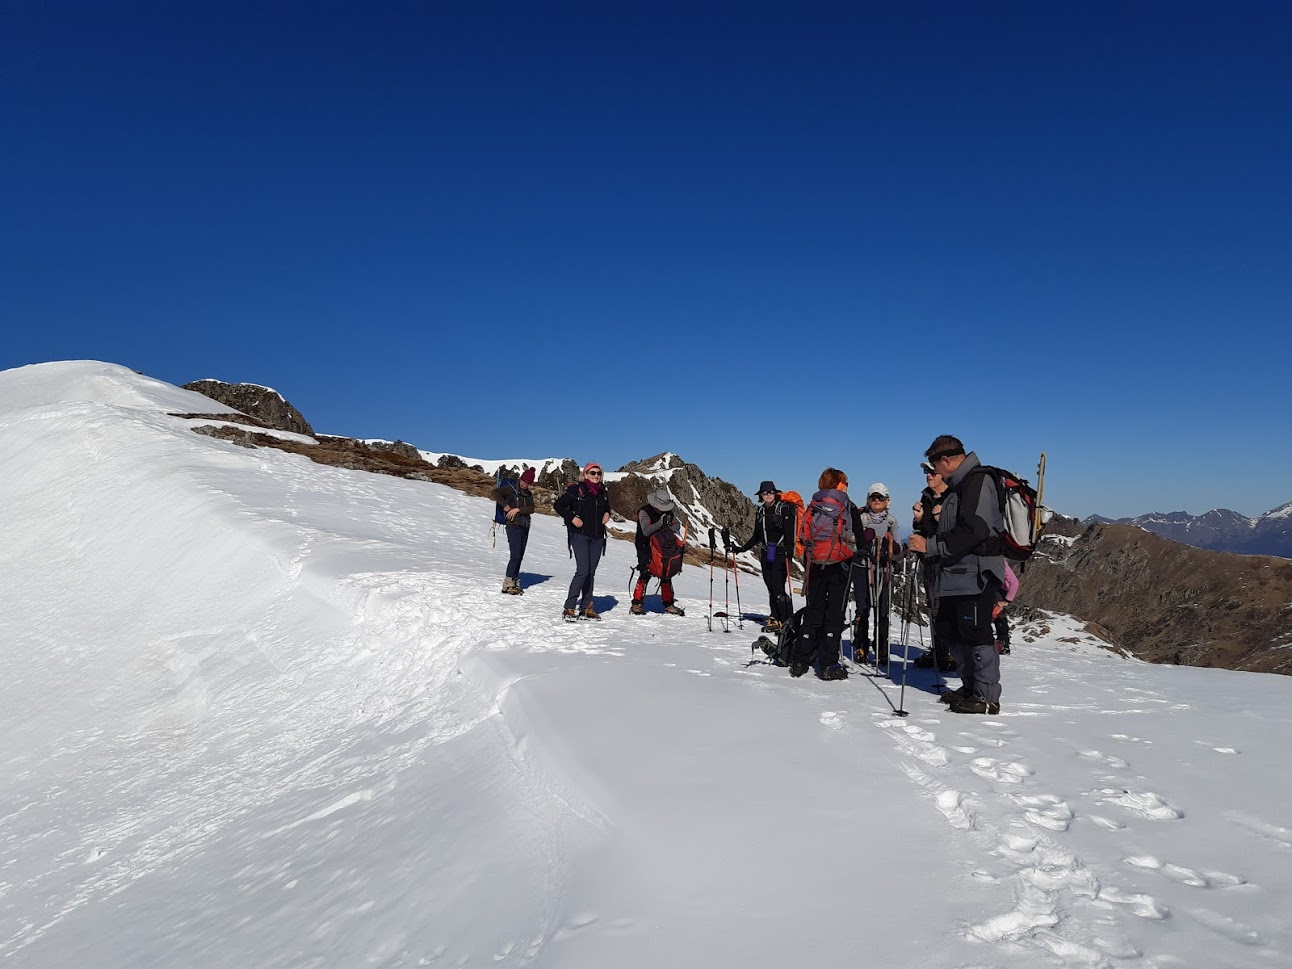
[
  {"x1": 586, "y1": 470, "x2": 602, "y2": 476},
  {"x1": 926, "y1": 449, "x2": 962, "y2": 464},
  {"x1": 868, "y1": 494, "x2": 887, "y2": 501}
]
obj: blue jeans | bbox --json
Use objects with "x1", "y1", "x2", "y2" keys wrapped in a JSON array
[
  {"x1": 505, "y1": 524, "x2": 529, "y2": 579},
  {"x1": 564, "y1": 534, "x2": 604, "y2": 610}
]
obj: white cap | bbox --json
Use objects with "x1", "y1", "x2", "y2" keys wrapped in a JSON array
[{"x1": 866, "y1": 482, "x2": 890, "y2": 499}]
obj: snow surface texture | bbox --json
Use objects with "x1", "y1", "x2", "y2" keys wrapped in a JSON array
[{"x1": 2, "y1": 361, "x2": 1290, "y2": 969}]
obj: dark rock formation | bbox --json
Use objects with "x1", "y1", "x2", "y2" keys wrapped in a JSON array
[{"x1": 182, "y1": 380, "x2": 315, "y2": 437}]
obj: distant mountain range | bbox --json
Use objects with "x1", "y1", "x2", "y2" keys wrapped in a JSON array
[{"x1": 1085, "y1": 504, "x2": 1292, "y2": 558}]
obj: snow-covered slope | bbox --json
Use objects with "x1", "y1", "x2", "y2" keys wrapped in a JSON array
[{"x1": 3, "y1": 361, "x2": 1291, "y2": 969}]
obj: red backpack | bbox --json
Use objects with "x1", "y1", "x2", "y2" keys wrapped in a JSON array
[
  {"x1": 648, "y1": 526, "x2": 685, "y2": 578},
  {"x1": 798, "y1": 493, "x2": 855, "y2": 564}
]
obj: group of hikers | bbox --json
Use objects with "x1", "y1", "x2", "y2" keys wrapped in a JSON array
[{"x1": 491, "y1": 435, "x2": 1022, "y2": 715}]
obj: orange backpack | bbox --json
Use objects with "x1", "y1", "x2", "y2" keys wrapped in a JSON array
[{"x1": 778, "y1": 491, "x2": 806, "y2": 559}]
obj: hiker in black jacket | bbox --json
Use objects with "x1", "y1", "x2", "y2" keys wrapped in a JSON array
[
  {"x1": 553, "y1": 462, "x2": 613, "y2": 620},
  {"x1": 910, "y1": 461, "x2": 955, "y2": 671},
  {"x1": 730, "y1": 480, "x2": 796, "y2": 630}
]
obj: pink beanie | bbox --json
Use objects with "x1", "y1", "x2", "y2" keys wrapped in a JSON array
[{"x1": 583, "y1": 462, "x2": 602, "y2": 475}]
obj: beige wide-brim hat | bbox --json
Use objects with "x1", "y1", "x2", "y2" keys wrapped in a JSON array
[{"x1": 647, "y1": 488, "x2": 676, "y2": 512}]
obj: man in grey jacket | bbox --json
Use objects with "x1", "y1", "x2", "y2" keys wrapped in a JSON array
[{"x1": 907, "y1": 435, "x2": 1007, "y2": 714}]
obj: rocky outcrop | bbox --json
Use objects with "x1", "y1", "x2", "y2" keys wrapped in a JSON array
[
  {"x1": 1015, "y1": 523, "x2": 1292, "y2": 674},
  {"x1": 182, "y1": 380, "x2": 314, "y2": 437}
]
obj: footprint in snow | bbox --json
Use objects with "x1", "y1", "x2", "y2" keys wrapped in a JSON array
[
  {"x1": 1124, "y1": 855, "x2": 1210, "y2": 887},
  {"x1": 969, "y1": 758, "x2": 1033, "y2": 785},
  {"x1": 1108, "y1": 733, "x2": 1152, "y2": 745},
  {"x1": 1095, "y1": 789, "x2": 1183, "y2": 821},
  {"x1": 959, "y1": 731, "x2": 1006, "y2": 749},
  {"x1": 1009, "y1": 793, "x2": 1074, "y2": 831},
  {"x1": 934, "y1": 789, "x2": 974, "y2": 830},
  {"x1": 1222, "y1": 811, "x2": 1292, "y2": 849},
  {"x1": 1095, "y1": 885, "x2": 1169, "y2": 920},
  {"x1": 1077, "y1": 749, "x2": 1130, "y2": 769},
  {"x1": 1087, "y1": 814, "x2": 1125, "y2": 832},
  {"x1": 1185, "y1": 907, "x2": 1263, "y2": 945},
  {"x1": 1191, "y1": 740, "x2": 1239, "y2": 754},
  {"x1": 552, "y1": 912, "x2": 599, "y2": 942}
]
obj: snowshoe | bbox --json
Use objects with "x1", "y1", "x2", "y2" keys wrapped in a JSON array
[
  {"x1": 630, "y1": 601, "x2": 646, "y2": 615},
  {"x1": 562, "y1": 608, "x2": 579, "y2": 622},
  {"x1": 817, "y1": 664, "x2": 849, "y2": 681},
  {"x1": 663, "y1": 604, "x2": 685, "y2": 616}
]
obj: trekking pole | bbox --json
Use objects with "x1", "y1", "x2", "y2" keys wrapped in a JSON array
[
  {"x1": 707, "y1": 528, "x2": 716, "y2": 633},
  {"x1": 725, "y1": 527, "x2": 743, "y2": 629},
  {"x1": 892, "y1": 559, "x2": 914, "y2": 717},
  {"x1": 873, "y1": 534, "x2": 883, "y2": 671},
  {"x1": 720, "y1": 527, "x2": 733, "y2": 629}
]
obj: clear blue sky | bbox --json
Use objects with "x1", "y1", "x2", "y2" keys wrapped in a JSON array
[{"x1": 3, "y1": 2, "x2": 1288, "y2": 520}]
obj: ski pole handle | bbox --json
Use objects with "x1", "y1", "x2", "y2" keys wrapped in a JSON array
[
  {"x1": 721, "y1": 526, "x2": 731, "y2": 551},
  {"x1": 708, "y1": 527, "x2": 716, "y2": 551}
]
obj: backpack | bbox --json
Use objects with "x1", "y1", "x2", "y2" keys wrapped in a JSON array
[
  {"x1": 648, "y1": 525, "x2": 685, "y2": 578},
  {"x1": 964, "y1": 466, "x2": 1047, "y2": 560},
  {"x1": 798, "y1": 492, "x2": 855, "y2": 564},
  {"x1": 777, "y1": 491, "x2": 806, "y2": 559},
  {"x1": 493, "y1": 479, "x2": 518, "y2": 525},
  {"x1": 756, "y1": 608, "x2": 804, "y2": 667}
]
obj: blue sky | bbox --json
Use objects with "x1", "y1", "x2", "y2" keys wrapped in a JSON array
[{"x1": 3, "y1": 2, "x2": 1288, "y2": 520}]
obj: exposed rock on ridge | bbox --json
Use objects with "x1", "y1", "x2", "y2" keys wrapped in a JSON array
[
  {"x1": 182, "y1": 379, "x2": 314, "y2": 436},
  {"x1": 1016, "y1": 522, "x2": 1292, "y2": 674}
]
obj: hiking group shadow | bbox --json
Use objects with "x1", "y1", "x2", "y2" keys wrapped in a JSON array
[{"x1": 845, "y1": 640, "x2": 957, "y2": 697}]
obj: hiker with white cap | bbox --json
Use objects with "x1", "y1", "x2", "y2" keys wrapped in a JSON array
[
  {"x1": 851, "y1": 481, "x2": 902, "y2": 665},
  {"x1": 631, "y1": 488, "x2": 688, "y2": 615}
]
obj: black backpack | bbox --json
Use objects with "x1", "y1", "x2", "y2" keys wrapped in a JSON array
[{"x1": 755, "y1": 608, "x2": 804, "y2": 667}]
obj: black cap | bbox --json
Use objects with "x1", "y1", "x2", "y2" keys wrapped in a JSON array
[{"x1": 756, "y1": 480, "x2": 778, "y2": 495}]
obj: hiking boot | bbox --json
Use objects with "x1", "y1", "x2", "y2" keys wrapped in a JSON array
[
  {"x1": 939, "y1": 686, "x2": 970, "y2": 705},
  {"x1": 949, "y1": 694, "x2": 1000, "y2": 715},
  {"x1": 630, "y1": 601, "x2": 646, "y2": 615},
  {"x1": 789, "y1": 662, "x2": 810, "y2": 678},
  {"x1": 562, "y1": 607, "x2": 579, "y2": 622},
  {"x1": 817, "y1": 663, "x2": 849, "y2": 681},
  {"x1": 938, "y1": 658, "x2": 958, "y2": 673},
  {"x1": 913, "y1": 652, "x2": 935, "y2": 669},
  {"x1": 763, "y1": 619, "x2": 783, "y2": 632},
  {"x1": 663, "y1": 604, "x2": 685, "y2": 616},
  {"x1": 997, "y1": 641, "x2": 1011, "y2": 655},
  {"x1": 501, "y1": 577, "x2": 522, "y2": 595},
  {"x1": 583, "y1": 605, "x2": 600, "y2": 620}
]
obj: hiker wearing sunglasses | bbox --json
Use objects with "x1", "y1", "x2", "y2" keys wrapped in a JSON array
[
  {"x1": 907, "y1": 435, "x2": 1008, "y2": 715},
  {"x1": 554, "y1": 462, "x2": 613, "y2": 621},
  {"x1": 851, "y1": 483, "x2": 901, "y2": 665},
  {"x1": 910, "y1": 461, "x2": 955, "y2": 672},
  {"x1": 729, "y1": 480, "x2": 796, "y2": 631}
]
